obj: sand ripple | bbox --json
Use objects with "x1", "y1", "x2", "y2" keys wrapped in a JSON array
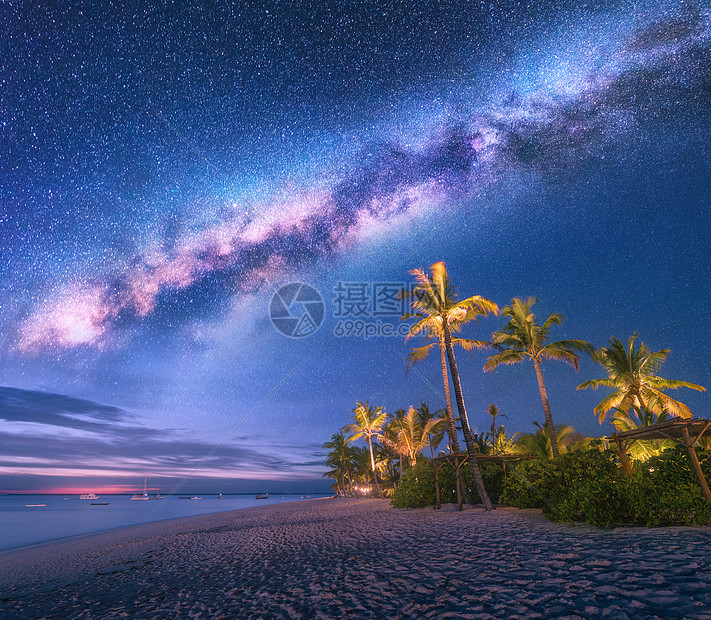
[{"x1": 1, "y1": 498, "x2": 710, "y2": 618}]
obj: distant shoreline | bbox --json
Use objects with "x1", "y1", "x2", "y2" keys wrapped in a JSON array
[
  {"x1": 0, "y1": 493, "x2": 332, "y2": 554},
  {"x1": 3, "y1": 498, "x2": 711, "y2": 617}
]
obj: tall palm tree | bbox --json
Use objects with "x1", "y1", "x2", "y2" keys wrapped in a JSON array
[
  {"x1": 342, "y1": 402, "x2": 388, "y2": 497},
  {"x1": 485, "y1": 404, "x2": 507, "y2": 454},
  {"x1": 404, "y1": 261, "x2": 498, "y2": 510},
  {"x1": 406, "y1": 332, "x2": 483, "y2": 506},
  {"x1": 484, "y1": 297, "x2": 593, "y2": 458},
  {"x1": 381, "y1": 405, "x2": 445, "y2": 466},
  {"x1": 577, "y1": 334, "x2": 706, "y2": 422}
]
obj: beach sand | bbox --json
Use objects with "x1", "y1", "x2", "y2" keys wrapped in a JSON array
[{"x1": 1, "y1": 497, "x2": 710, "y2": 618}]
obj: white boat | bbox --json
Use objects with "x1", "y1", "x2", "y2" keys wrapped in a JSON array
[
  {"x1": 131, "y1": 476, "x2": 151, "y2": 500},
  {"x1": 80, "y1": 493, "x2": 99, "y2": 500},
  {"x1": 255, "y1": 493, "x2": 269, "y2": 499},
  {"x1": 190, "y1": 496, "x2": 203, "y2": 500}
]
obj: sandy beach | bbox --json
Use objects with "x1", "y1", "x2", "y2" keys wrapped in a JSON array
[{"x1": 1, "y1": 498, "x2": 710, "y2": 619}]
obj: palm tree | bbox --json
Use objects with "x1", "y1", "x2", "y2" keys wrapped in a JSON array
[
  {"x1": 381, "y1": 405, "x2": 445, "y2": 466},
  {"x1": 342, "y1": 402, "x2": 388, "y2": 497},
  {"x1": 404, "y1": 261, "x2": 498, "y2": 510},
  {"x1": 416, "y1": 403, "x2": 446, "y2": 460},
  {"x1": 611, "y1": 405, "x2": 672, "y2": 461},
  {"x1": 485, "y1": 404, "x2": 507, "y2": 454},
  {"x1": 349, "y1": 446, "x2": 374, "y2": 494},
  {"x1": 406, "y1": 334, "x2": 482, "y2": 507},
  {"x1": 386, "y1": 408, "x2": 408, "y2": 478},
  {"x1": 515, "y1": 422, "x2": 577, "y2": 460},
  {"x1": 484, "y1": 297, "x2": 593, "y2": 457},
  {"x1": 577, "y1": 334, "x2": 706, "y2": 422},
  {"x1": 322, "y1": 432, "x2": 353, "y2": 496}
]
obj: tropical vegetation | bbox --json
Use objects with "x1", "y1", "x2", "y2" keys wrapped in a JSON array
[
  {"x1": 577, "y1": 334, "x2": 706, "y2": 421},
  {"x1": 484, "y1": 297, "x2": 594, "y2": 457},
  {"x1": 321, "y1": 260, "x2": 708, "y2": 528},
  {"x1": 402, "y1": 261, "x2": 498, "y2": 510}
]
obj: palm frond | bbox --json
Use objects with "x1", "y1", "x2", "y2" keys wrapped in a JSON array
[
  {"x1": 406, "y1": 343, "x2": 437, "y2": 372},
  {"x1": 592, "y1": 389, "x2": 628, "y2": 422},
  {"x1": 644, "y1": 377, "x2": 706, "y2": 392},
  {"x1": 454, "y1": 337, "x2": 494, "y2": 353},
  {"x1": 483, "y1": 348, "x2": 526, "y2": 371}
]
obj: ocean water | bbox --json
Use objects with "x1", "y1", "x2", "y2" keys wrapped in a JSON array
[{"x1": 0, "y1": 493, "x2": 328, "y2": 553}]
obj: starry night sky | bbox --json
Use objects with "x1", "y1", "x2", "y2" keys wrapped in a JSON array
[{"x1": 1, "y1": 0, "x2": 710, "y2": 493}]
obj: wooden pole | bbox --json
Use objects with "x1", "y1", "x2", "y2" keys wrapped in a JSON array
[
  {"x1": 434, "y1": 460, "x2": 441, "y2": 510},
  {"x1": 681, "y1": 427, "x2": 711, "y2": 505}
]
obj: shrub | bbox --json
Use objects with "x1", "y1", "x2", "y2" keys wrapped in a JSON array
[
  {"x1": 391, "y1": 460, "x2": 437, "y2": 508},
  {"x1": 391, "y1": 459, "x2": 508, "y2": 508},
  {"x1": 500, "y1": 446, "x2": 711, "y2": 527},
  {"x1": 392, "y1": 446, "x2": 711, "y2": 526}
]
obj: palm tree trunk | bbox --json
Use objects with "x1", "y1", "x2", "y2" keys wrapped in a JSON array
[
  {"x1": 442, "y1": 324, "x2": 493, "y2": 510},
  {"x1": 439, "y1": 338, "x2": 468, "y2": 510},
  {"x1": 532, "y1": 357, "x2": 560, "y2": 458},
  {"x1": 367, "y1": 436, "x2": 382, "y2": 497}
]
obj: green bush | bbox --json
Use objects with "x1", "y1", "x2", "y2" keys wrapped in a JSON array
[
  {"x1": 392, "y1": 446, "x2": 711, "y2": 526},
  {"x1": 499, "y1": 446, "x2": 711, "y2": 527},
  {"x1": 392, "y1": 459, "x2": 509, "y2": 508},
  {"x1": 391, "y1": 460, "x2": 437, "y2": 508},
  {"x1": 498, "y1": 459, "x2": 549, "y2": 509},
  {"x1": 435, "y1": 460, "x2": 506, "y2": 504}
]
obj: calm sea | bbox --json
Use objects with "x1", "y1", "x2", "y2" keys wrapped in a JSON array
[{"x1": 0, "y1": 493, "x2": 328, "y2": 553}]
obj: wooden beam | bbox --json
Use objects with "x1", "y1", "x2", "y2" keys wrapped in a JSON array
[
  {"x1": 692, "y1": 421, "x2": 711, "y2": 448},
  {"x1": 681, "y1": 427, "x2": 711, "y2": 505}
]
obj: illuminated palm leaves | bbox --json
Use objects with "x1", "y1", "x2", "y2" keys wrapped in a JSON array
[
  {"x1": 484, "y1": 297, "x2": 593, "y2": 457},
  {"x1": 342, "y1": 401, "x2": 388, "y2": 497},
  {"x1": 381, "y1": 406, "x2": 445, "y2": 467},
  {"x1": 403, "y1": 261, "x2": 498, "y2": 510},
  {"x1": 577, "y1": 334, "x2": 706, "y2": 422}
]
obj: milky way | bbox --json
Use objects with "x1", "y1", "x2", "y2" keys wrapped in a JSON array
[
  {"x1": 2, "y1": 0, "x2": 710, "y2": 492},
  {"x1": 13, "y1": 3, "x2": 711, "y2": 351}
]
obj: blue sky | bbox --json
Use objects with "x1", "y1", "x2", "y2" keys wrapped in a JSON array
[{"x1": 1, "y1": 0, "x2": 709, "y2": 493}]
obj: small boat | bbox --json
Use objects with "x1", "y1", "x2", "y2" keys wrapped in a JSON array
[
  {"x1": 131, "y1": 476, "x2": 151, "y2": 500},
  {"x1": 218, "y1": 493, "x2": 226, "y2": 499},
  {"x1": 91, "y1": 502, "x2": 110, "y2": 505},
  {"x1": 26, "y1": 504, "x2": 47, "y2": 507},
  {"x1": 190, "y1": 496, "x2": 203, "y2": 500},
  {"x1": 179, "y1": 496, "x2": 192, "y2": 499},
  {"x1": 80, "y1": 493, "x2": 99, "y2": 500},
  {"x1": 154, "y1": 494, "x2": 164, "y2": 500},
  {"x1": 255, "y1": 493, "x2": 269, "y2": 499}
]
